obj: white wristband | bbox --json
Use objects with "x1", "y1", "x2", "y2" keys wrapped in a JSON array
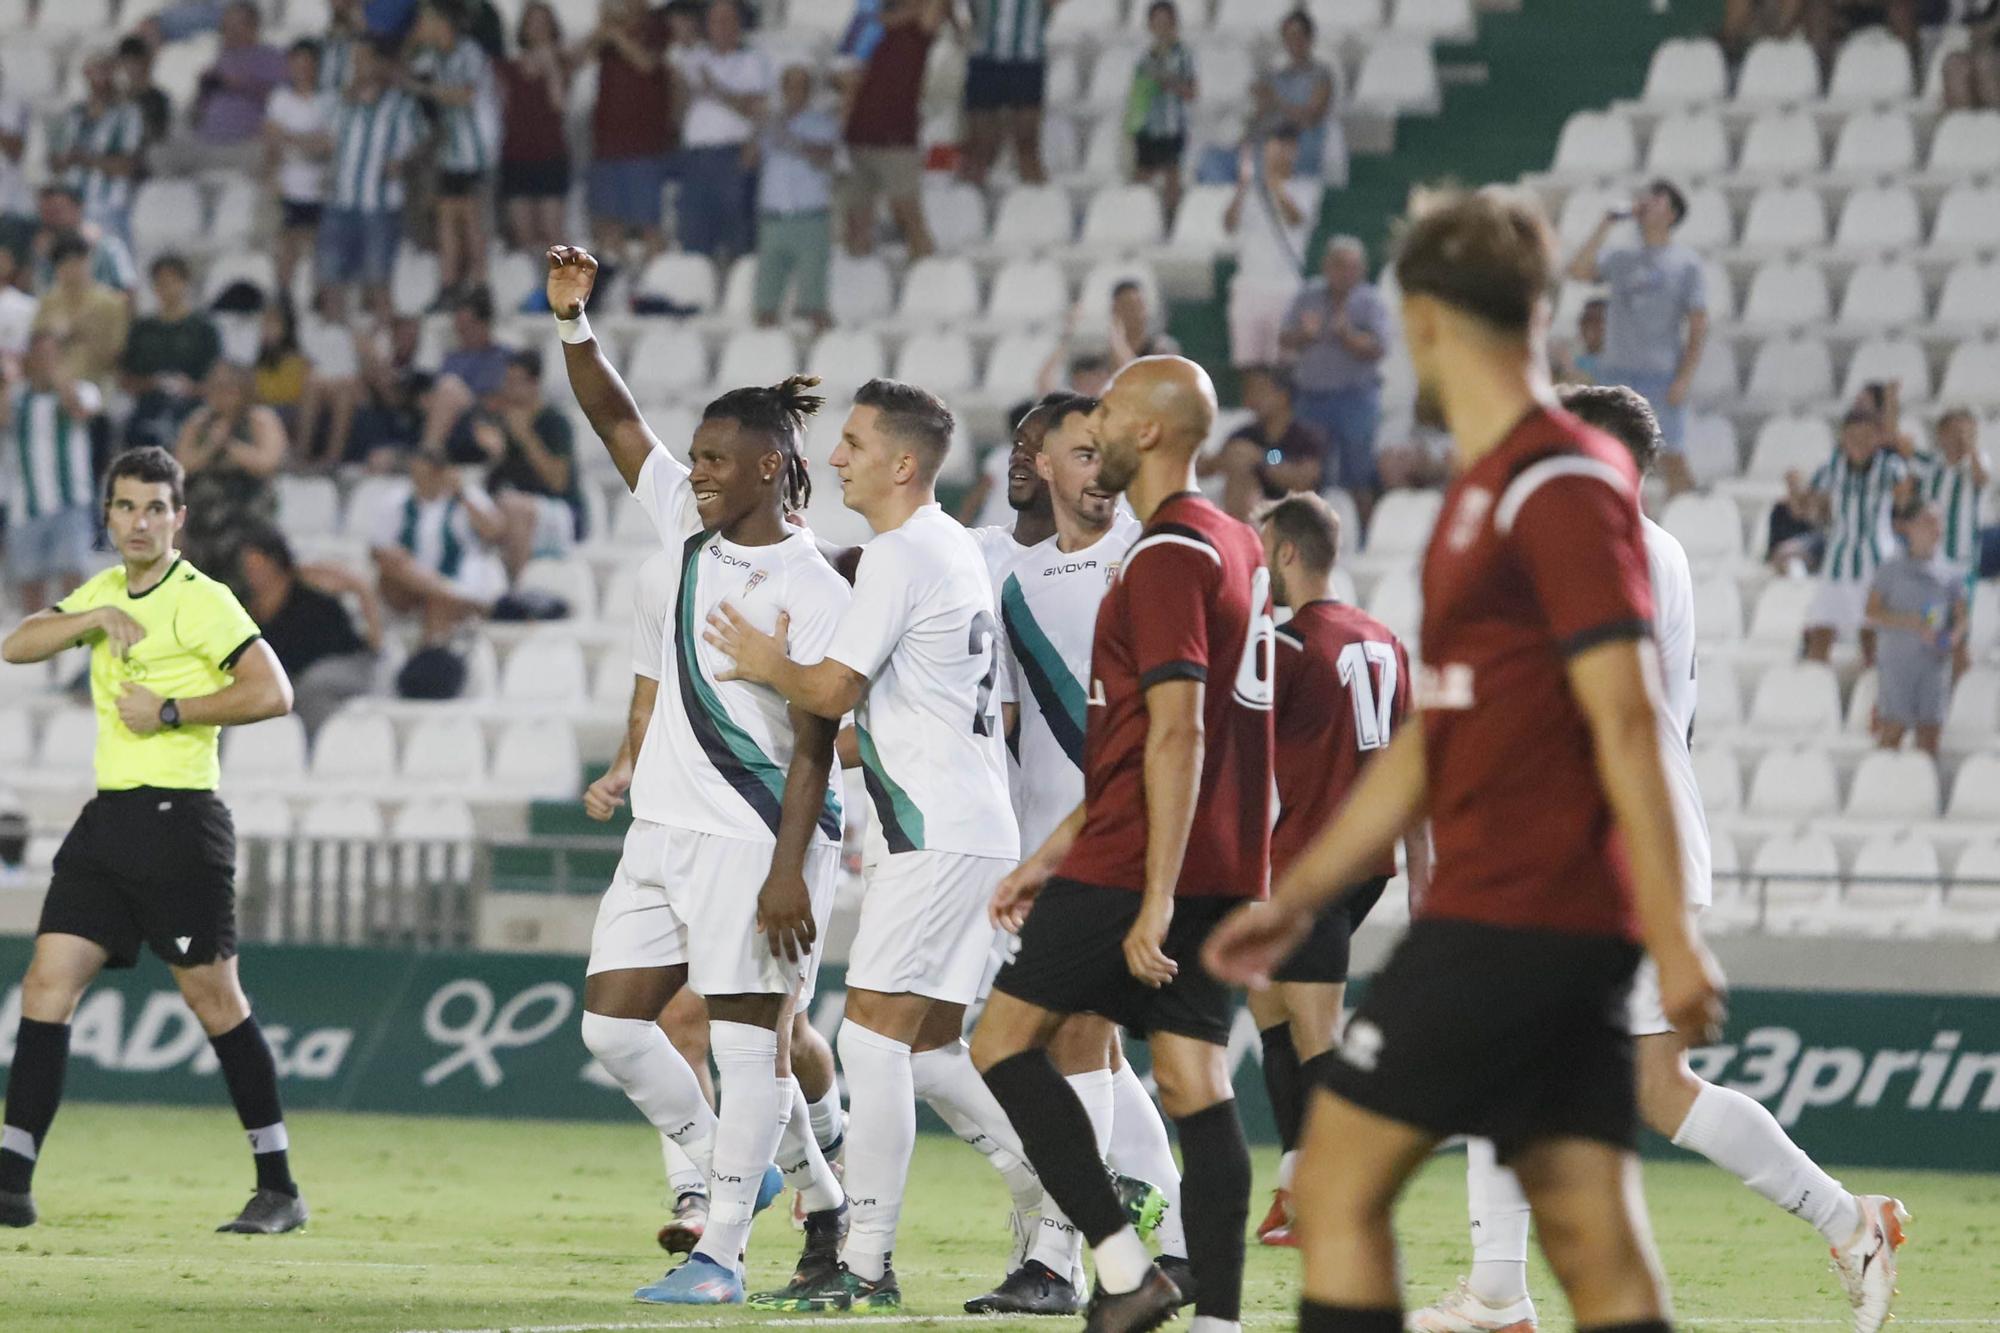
[{"x1": 556, "y1": 312, "x2": 592, "y2": 345}]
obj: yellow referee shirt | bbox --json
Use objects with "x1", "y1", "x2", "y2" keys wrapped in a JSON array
[{"x1": 57, "y1": 557, "x2": 262, "y2": 792}]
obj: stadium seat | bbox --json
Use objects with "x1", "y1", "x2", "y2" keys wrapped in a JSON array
[
  {"x1": 1741, "y1": 259, "x2": 1831, "y2": 330},
  {"x1": 1700, "y1": 658, "x2": 1744, "y2": 728},
  {"x1": 31, "y1": 708, "x2": 95, "y2": 779},
  {"x1": 1845, "y1": 669, "x2": 1878, "y2": 737},
  {"x1": 222, "y1": 715, "x2": 310, "y2": 782},
  {"x1": 1197, "y1": 46, "x2": 1259, "y2": 116},
  {"x1": 1690, "y1": 338, "x2": 1741, "y2": 403},
  {"x1": 130, "y1": 180, "x2": 205, "y2": 252},
  {"x1": 399, "y1": 716, "x2": 488, "y2": 788},
  {"x1": 1308, "y1": 0, "x2": 1384, "y2": 35},
  {"x1": 1694, "y1": 745, "x2": 1743, "y2": 813},
  {"x1": 389, "y1": 250, "x2": 442, "y2": 318},
  {"x1": 0, "y1": 41, "x2": 65, "y2": 107},
  {"x1": 780, "y1": 0, "x2": 854, "y2": 34},
  {"x1": 1750, "y1": 829, "x2": 1842, "y2": 934},
  {"x1": 1827, "y1": 29, "x2": 1914, "y2": 104},
  {"x1": 1835, "y1": 259, "x2": 1926, "y2": 334},
  {"x1": 806, "y1": 329, "x2": 888, "y2": 388},
  {"x1": 715, "y1": 328, "x2": 800, "y2": 387},
  {"x1": 1550, "y1": 110, "x2": 1637, "y2": 177},
  {"x1": 636, "y1": 255, "x2": 716, "y2": 314},
  {"x1": 923, "y1": 179, "x2": 989, "y2": 254},
  {"x1": 1642, "y1": 37, "x2": 1729, "y2": 105},
  {"x1": 1931, "y1": 183, "x2": 2000, "y2": 255},
  {"x1": 1840, "y1": 336, "x2": 1932, "y2": 405},
  {"x1": 1213, "y1": 0, "x2": 1297, "y2": 33},
  {"x1": 1943, "y1": 668, "x2": 2000, "y2": 748},
  {"x1": 310, "y1": 713, "x2": 396, "y2": 783},
  {"x1": 1074, "y1": 116, "x2": 1129, "y2": 183},
  {"x1": 1831, "y1": 182, "x2": 1923, "y2": 255},
  {"x1": 35, "y1": 0, "x2": 110, "y2": 32},
  {"x1": 985, "y1": 257, "x2": 1071, "y2": 331},
  {"x1": 1744, "y1": 414, "x2": 1834, "y2": 480},
  {"x1": 1748, "y1": 662, "x2": 1842, "y2": 735},
  {"x1": 989, "y1": 183, "x2": 1077, "y2": 256},
  {"x1": 1845, "y1": 750, "x2": 1941, "y2": 820},
  {"x1": 500, "y1": 634, "x2": 590, "y2": 704},
  {"x1": 153, "y1": 35, "x2": 219, "y2": 108},
  {"x1": 1692, "y1": 574, "x2": 1744, "y2": 645},
  {"x1": 209, "y1": 177, "x2": 261, "y2": 249},
  {"x1": 1676, "y1": 185, "x2": 1735, "y2": 250},
  {"x1": 1735, "y1": 37, "x2": 1820, "y2": 104},
  {"x1": 232, "y1": 794, "x2": 295, "y2": 841},
  {"x1": 1083, "y1": 42, "x2": 1143, "y2": 112},
  {"x1": 1081, "y1": 184, "x2": 1167, "y2": 249},
  {"x1": 1946, "y1": 752, "x2": 2000, "y2": 823},
  {"x1": 1938, "y1": 341, "x2": 2000, "y2": 409},
  {"x1": 893, "y1": 330, "x2": 977, "y2": 395},
  {"x1": 1390, "y1": 0, "x2": 1474, "y2": 41},
  {"x1": 1830, "y1": 110, "x2": 1917, "y2": 176},
  {"x1": 276, "y1": 475, "x2": 341, "y2": 537},
  {"x1": 0, "y1": 708, "x2": 31, "y2": 766},
  {"x1": 1362, "y1": 489, "x2": 1442, "y2": 561},
  {"x1": 492, "y1": 718, "x2": 580, "y2": 798},
  {"x1": 1935, "y1": 260, "x2": 2000, "y2": 336},
  {"x1": 1354, "y1": 39, "x2": 1441, "y2": 116},
  {"x1": 829, "y1": 254, "x2": 895, "y2": 326},
  {"x1": 1943, "y1": 841, "x2": 2000, "y2": 941},
  {"x1": 1744, "y1": 336, "x2": 1835, "y2": 406},
  {"x1": 983, "y1": 332, "x2": 1061, "y2": 405},
  {"x1": 516, "y1": 557, "x2": 596, "y2": 615},
  {"x1": 1928, "y1": 110, "x2": 2000, "y2": 175},
  {"x1": 298, "y1": 794, "x2": 384, "y2": 839},
  {"x1": 625, "y1": 324, "x2": 710, "y2": 398},
  {"x1": 1740, "y1": 184, "x2": 1828, "y2": 251},
  {"x1": 896, "y1": 256, "x2": 982, "y2": 325},
  {"x1": 1644, "y1": 110, "x2": 1730, "y2": 176},
  {"x1": 1661, "y1": 493, "x2": 1743, "y2": 566},
  {"x1": 1684, "y1": 412, "x2": 1740, "y2": 484},
  {"x1": 389, "y1": 798, "x2": 477, "y2": 883},
  {"x1": 1747, "y1": 577, "x2": 1817, "y2": 648},
  {"x1": 1047, "y1": 0, "x2": 1118, "y2": 41},
  {"x1": 1169, "y1": 184, "x2": 1236, "y2": 255},
  {"x1": 1841, "y1": 833, "x2": 1943, "y2": 935},
  {"x1": 593, "y1": 648, "x2": 634, "y2": 705},
  {"x1": 1365, "y1": 571, "x2": 1423, "y2": 648},
  {"x1": 1739, "y1": 110, "x2": 1823, "y2": 177}
]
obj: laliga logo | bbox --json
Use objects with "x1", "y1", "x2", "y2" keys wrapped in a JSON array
[{"x1": 421, "y1": 979, "x2": 573, "y2": 1088}]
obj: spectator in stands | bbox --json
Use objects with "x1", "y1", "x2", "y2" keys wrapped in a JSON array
[
  {"x1": 32, "y1": 233, "x2": 129, "y2": 386},
  {"x1": 28, "y1": 185, "x2": 138, "y2": 294},
  {"x1": 1036, "y1": 345, "x2": 1115, "y2": 398},
  {"x1": 1553, "y1": 294, "x2": 1608, "y2": 384},
  {"x1": 119, "y1": 253, "x2": 221, "y2": 450},
  {"x1": 0, "y1": 70, "x2": 32, "y2": 221},
  {"x1": 1249, "y1": 10, "x2": 1343, "y2": 182},
  {"x1": 1943, "y1": 4, "x2": 2000, "y2": 107},
  {"x1": 1109, "y1": 279, "x2": 1176, "y2": 360},
  {"x1": 296, "y1": 288, "x2": 366, "y2": 466},
  {"x1": 1281, "y1": 234, "x2": 1387, "y2": 520},
  {"x1": 320, "y1": 0, "x2": 367, "y2": 93},
  {"x1": 840, "y1": 0, "x2": 944, "y2": 259},
  {"x1": 172, "y1": 1, "x2": 289, "y2": 176},
  {"x1": 959, "y1": 0, "x2": 1054, "y2": 187},
  {"x1": 265, "y1": 39, "x2": 336, "y2": 303},
  {"x1": 409, "y1": 1, "x2": 501, "y2": 306},
  {"x1": 0, "y1": 250, "x2": 34, "y2": 372},
  {"x1": 52, "y1": 52, "x2": 146, "y2": 249},
  {"x1": 1130, "y1": 1, "x2": 1196, "y2": 225},
  {"x1": 1795, "y1": 407, "x2": 1917, "y2": 665},
  {"x1": 1801, "y1": 0, "x2": 1922, "y2": 75},
  {"x1": 1199, "y1": 364, "x2": 1330, "y2": 521},
  {"x1": 369, "y1": 448, "x2": 509, "y2": 643},
  {"x1": 1721, "y1": 0, "x2": 1804, "y2": 59},
  {"x1": 418, "y1": 286, "x2": 512, "y2": 454},
  {"x1": 1567, "y1": 178, "x2": 1707, "y2": 497},
  {"x1": 1224, "y1": 127, "x2": 1317, "y2": 369},
  {"x1": 1868, "y1": 500, "x2": 1965, "y2": 757},
  {"x1": 350, "y1": 312, "x2": 427, "y2": 464},
  {"x1": 754, "y1": 66, "x2": 837, "y2": 332},
  {"x1": 253, "y1": 299, "x2": 312, "y2": 418},
  {"x1": 462, "y1": 349, "x2": 582, "y2": 578},
  {"x1": 2, "y1": 330, "x2": 103, "y2": 611},
  {"x1": 1915, "y1": 407, "x2": 1988, "y2": 679},
  {"x1": 173, "y1": 360, "x2": 288, "y2": 597},
  {"x1": 238, "y1": 527, "x2": 382, "y2": 737},
  {"x1": 583, "y1": 0, "x2": 675, "y2": 269},
  {"x1": 115, "y1": 36, "x2": 173, "y2": 148},
  {"x1": 1376, "y1": 418, "x2": 1454, "y2": 493},
  {"x1": 498, "y1": 2, "x2": 574, "y2": 257},
  {"x1": 319, "y1": 36, "x2": 426, "y2": 322},
  {"x1": 674, "y1": 0, "x2": 770, "y2": 263}
]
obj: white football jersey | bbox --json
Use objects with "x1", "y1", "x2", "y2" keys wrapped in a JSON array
[
  {"x1": 967, "y1": 522, "x2": 1028, "y2": 714},
  {"x1": 1643, "y1": 516, "x2": 1711, "y2": 909},
  {"x1": 627, "y1": 449, "x2": 851, "y2": 846},
  {"x1": 998, "y1": 513, "x2": 1143, "y2": 855},
  {"x1": 825, "y1": 504, "x2": 1019, "y2": 863}
]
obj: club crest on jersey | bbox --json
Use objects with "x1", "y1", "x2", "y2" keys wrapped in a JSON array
[
  {"x1": 1414, "y1": 663, "x2": 1474, "y2": 711},
  {"x1": 1445, "y1": 486, "x2": 1493, "y2": 551},
  {"x1": 743, "y1": 569, "x2": 767, "y2": 594},
  {"x1": 1105, "y1": 560, "x2": 1122, "y2": 586}
]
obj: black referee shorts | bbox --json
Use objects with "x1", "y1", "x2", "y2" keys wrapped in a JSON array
[
  {"x1": 993, "y1": 878, "x2": 1238, "y2": 1046},
  {"x1": 1314, "y1": 918, "x2": 1642, "y2": 1162},
  {"x1": 38, "y1": 788, "x2": 239, "y2": 970},
  {"x1": 1275, "y1": 874, "x2": 1389, "y2": 985}
]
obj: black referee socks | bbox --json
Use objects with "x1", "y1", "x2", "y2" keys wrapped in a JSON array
[
  {"x1": 210, "y1": 1017, "x2": 298, "y2": 1198},
  {"x1": 981, "y1": 1049, "x2": 1129, "y2": 1245},
  {"x1": 1174, "y1": 1099, "x2": 1251, "y2": 1321},
  {"x1": 1259, "y1": 1024, "x2": 1302, "y2": 1152},
  {"x1": 1297, "y1": 1300, "x2": 1400, "y2": 1333},
  {"x1": 0, "y1": 1017, "x2": 70, "y2": 1193}
]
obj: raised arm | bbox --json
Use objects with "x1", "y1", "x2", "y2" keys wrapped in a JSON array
[
  {"x1": 1567, "y1": 212, "x2": 1618, "y2": 283},
  {"x1": 548, "y1": 245, "x2": 664, "y2": 491}
]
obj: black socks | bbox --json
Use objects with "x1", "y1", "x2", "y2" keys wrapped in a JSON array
[
  {"x1": 981, "y1": 1049, "x2": 1128, "y2": 1244},
  {"x1": 0, "y1": 1017, "x2": 69, "y2": 1193},
  {"x1": 1260, "y1": 1023, "x2": 1303, "y2": 1153},
  {"x1": 209, "y1": 1017, "x2": 297, "y2": 1197},
  {"x1": 1173, "y1": 1099, "x2": 1251, "y2": 1322}
]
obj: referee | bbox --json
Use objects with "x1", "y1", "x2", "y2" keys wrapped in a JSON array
[{"x1": 0, "y1": 447, "x2": 307, "y2": 1234}]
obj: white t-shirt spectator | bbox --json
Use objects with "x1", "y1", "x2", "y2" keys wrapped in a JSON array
[
  {"x1": 368, "y1": 481, "x2": 508, "y2": 604},
  {"x1": 266, "y1": 86, "x2": 337, "y2": 204},
  {"x1": 1235, "y1": 176, "x2": 1319, "y2": 285},
  {"x1": 299, "y1": 309, "x2": 360, "y2": 380},
  {"x1": 0, "y1": 284, "x2": 36, "y2": 363},
  {"x1": 676, "y1": 45, "x2": 773, "y2": 147}
]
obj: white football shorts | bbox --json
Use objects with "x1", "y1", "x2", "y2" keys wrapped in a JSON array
[
  {"x1": 1625, "y1": 906, "x2": 1709, "y2": 1038},
  {"x1": 846, "y1": 850, "x2": 1011, "y2": 1006}
]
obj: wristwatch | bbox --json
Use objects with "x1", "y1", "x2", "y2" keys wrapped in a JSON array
[{"x1": 158, "y1": 699, "x2": 182, "y2": 730}]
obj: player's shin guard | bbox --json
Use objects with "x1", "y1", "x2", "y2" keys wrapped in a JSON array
[
  {"x1": 209, "y1": 1017, "x2": 297, "y2": 1197},
  {"x1": 1671, "y1": 1081, "x2": 1860, "y2": 1245},
  {"x1": 694, "y1": 1021, "x2": 785, "y2": 1270},
  {"x1": 836, "y1": 1021, "x2": 918, "y2": 1282},
  {"x1": 1260, "y1": 1025, "x2": 1303, "y2": 1152},
  {"x1": 1174, "y1": 1100, "x2": 1250, "y2": 1323},
  {"x1": 777, "y1": 1077, "x2": 844, "y2": 1213},
  {"x1": 1108, "y1": 1059, "x2": 1186, "y2": 1259},
  {"x1": 0, "y1": 1017, "x2": 68, "y2": 1193},
  {"x1": 1297, "y1": 1301, "x2": 1401, "y2": 1333},
  {"x1": 1464, "y1": 1137, "x2": 1533, "y2": 1307},
  {"x1": 581, "y1": 1012, "x2": 717, "y2": 1177}
]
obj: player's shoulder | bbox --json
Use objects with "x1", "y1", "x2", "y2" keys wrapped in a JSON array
[
  {"x1": 1641, "y1": 515, "x2": 1693, "y2": 585},
  {"x1": 1493, "y1": 408, "x2": 1640, "y2": 535},
  {"x1": 779, "y1": 533, "x2": 853, "y2": 598},
  {"x1": 1126, "y1": 493, "x2": 1243, "y2": 570},
  {"x1": 65, "y1": 563, "x2": 127, "y2": 607}
]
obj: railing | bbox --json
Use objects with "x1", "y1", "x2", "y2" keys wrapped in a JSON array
[{"x1": 1709, "y1": 869, "x2": 2000, "y2": 934}]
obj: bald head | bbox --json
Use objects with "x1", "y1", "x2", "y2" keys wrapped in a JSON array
[{"x1": 1091, "y1": 355, "x2": 1218, "y2": 495}]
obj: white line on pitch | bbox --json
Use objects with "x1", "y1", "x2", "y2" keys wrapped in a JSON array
[
  {"x1": 0, "y1": 1253, "x2": 431, "y2": 1272},
  {"x1": 395, "y1": 1319, "x2": 2000, "y2": 1333}
]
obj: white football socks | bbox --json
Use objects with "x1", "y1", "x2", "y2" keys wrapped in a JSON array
[
  {"x1": 580, "y1": 1012, "x2": 716, "y2": 1179},
  {"x1": 1464, "y1": 1137, "x2": 1532, "y2": 1306},
  {"x1": 1672, "y1": 1080, "x2": 1861, "y2": 1245},
  {"x1": 1067, "y1": 1069, "x2": 1116, "y2": 1156},
  {"x1": 837, "y1": 1020, "x2": 918, "y2": 1283},
  {"x1": 662, "y1": 1135, "x2": 707, "y2": 1201},
  {"x1": 1094, "y1": 1224, "x2": 1153, "y2": 1294},
  {"x1": 1108, "y1": 1059, "x2": 1185, "y2": 1259},
  {"x1": 807, "y1": 1082, "x2": 845, "y2": 1152},
  {"x1": 909, "y1": 1041, "x2": 1043, "y2": 1215},
  {"x1": 693, "y1": 1021, "x2": 785, "y2": 1271},
  {"x1": 777, "y1": 1076, "x2": 846, "y2": 1214}
]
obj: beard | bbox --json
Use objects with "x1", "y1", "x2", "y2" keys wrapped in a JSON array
[
  {"x1": 1413, "y1": 374, "x2": 1446, "y2": 430},
  {"x1": 1095, "y1": 441, "x2": 1139, "y2": 495}
]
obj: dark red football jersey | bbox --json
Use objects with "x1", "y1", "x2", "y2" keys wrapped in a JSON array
[
  {"x1": 1271, "y1": 600, "x2": 1410, "y2": 881},
  {"x1": 1058, "y1": 492, "x2": 1275, "y2": 900},
  {"x1": 1416, "y1": 406, "x2": 1653, "y2": 942}
]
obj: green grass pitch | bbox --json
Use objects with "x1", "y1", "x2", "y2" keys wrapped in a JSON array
[{"x1": 1, "y1": 1104, "x2": 1996, "y2": 1331}]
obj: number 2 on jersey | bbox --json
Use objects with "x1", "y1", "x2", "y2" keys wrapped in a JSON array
[
  {"x1": 1337, "y1": 641, "x2": 1400, "y2": 750},
  {"x1": 968, "y1": 610, "x2": 1000, "y2": 736}
]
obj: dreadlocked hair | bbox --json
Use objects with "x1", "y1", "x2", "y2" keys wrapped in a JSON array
[{"x1": 703, "y1": 374, "x2": 825, "y2": 514}]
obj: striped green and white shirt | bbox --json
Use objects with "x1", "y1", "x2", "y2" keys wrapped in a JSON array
[
  {"x1": 417, "y1": 38, "x2": 499, "y2": 175},
  {"x1": 56, "y1": 100, "x2": 146, "y2": 223},
  {"x1": 328, "y1": 87, "x2": 426, "y2": 212},
  {"x1": 1812, "y1": 447, "x2": 1908, "y2": 584},
  {"x1": 1131, "y1": 43, "x2": 1196, "y2": 139},
  {"x1": 5, "y1": 382, "x2": 101, "y2": 525},
  {"x1": 320, "y1": 31, "x2": 357, "y2": 94},
  {"x1": 1915, "y1": 450, "x2": 1984, "y2": 571},
  {"x1": 970, "y1": 0, "x2": 1051, "y2": 63}
]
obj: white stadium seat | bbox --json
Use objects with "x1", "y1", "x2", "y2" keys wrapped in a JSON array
[
  {"x1": 1694, "y1": 747, "x2": 1742, "y2": 813},
  {"x1": 515, "y1": 557, "x2": 596, "y2": 614},
  {"x1": 715, "y1": 328, "x2": 799, "y2": 388},
  {"x1": 986, "y1": 257, "x2": 1070, "y2": 328},
  {"x1": 298, "y1": 795, "x2": 384, "y2": 839},
  {"x1": 310, "y1": 713, "x2": 396, "y2": 783},
  {"x1": 32, "y1": 709, "x2": 95, "y2": 779},
  {"x1": 895, "y1": 256, "x2": 982, "y2": 326},
  {"x1": 635, "y1": 254, "x2": 717, "y2": 313},
  {"x1": 1827, "y1": 30, "x2": 1914, "y2": 104},
  {"x1": 893, "y1": 330, "x2": 977, "y2": 395},
  {"x1": 1362, "y1": 489, "x2": 1443, "y2": 560},
  {"x1": 1735, "y1": 37, "x2": 1820, "y2": 104},
  {"x1": 1690, "y1": 338, "x2": 1740, "y2": 403},
  {"x1": 625, "y1": 324, "x2": 709, "y2": 398},
  {"x1": 500, "y1": 634, "x2": 590, "y2": 704},
  {"x1": 1846, "y1": 670, "x2": 1880, "y2": 737},
  {"x1": 1645, "y1": 111, "x2": 1730, "y2": 176},
  {"x1": 829, "y1": 254, "x2": 895, "y2": 326},
  {"x1": 1846, "y1": 750, "x2": 1942, "y2": 820},
  {"x1": 492, "y1": 719, "x2": 580, "y2": 799},
  {"x1": 1551, "y1": 110, "x2": 1638, "y2": 176},
  {"x1": 1830, "y1": 111, "x2": 1916, "y2": 175},
  {"x1": 1944, "y1": 841, "x2": 2000, "y2": 941},
  {"x1": 1836, "y1": 259, "x2": 1926, "y2": 333},
  {"x1": 1928, "y1": 110, "x2": 2000, "y2": 174},
  {"x1": 223, "y1": 716, "x2": 310, "y2": 782},
  {"x1": 983, "y1": 333, "x2": 1061, "y2": 404},
  {"x1": 1083, "y1": 42, "x2": 1142, "y2": 112},
  {"x1": 1047, "y1": 0, "x2": 1118, "y2": 41},
  {"x1": 1677, "y1": 185, "x2": 1735, "y2": 250},
  {"x1": 1391, "y1": 0, "x2": 1475, "y2": 41},
  {"x1": 1930, "y1": 184, "x2": 2000, "y2": 255},
  {"x1": 1701, "y1": 659, "x2": 1745, "y2": 730},
  {"x1": 1685, "y1": 412, "x2": 1741, "y2": 483},
  {"x1": 1662, "y1": 493, "x2": 1743, "y2": 564},
  {"x1": 1215, "y1": 0, "x2": 1298, "y2": 33},
  {"x1": 922, "y1": 179, "x2": 989, "y2": 254},
  {"x1": 1831, "y1": 183, "x2": 1923, "y2": 254},
  {"x1": 806, "y1": 330, "x2": 888, "y2": 388},
  {"x1": 1643, "y1": 37, "x2": 1728, "y2": 105},
  {"x1": 1081, "y1": 184, "x2": 1167, "y2": 249},
  {"x1": 1745, "y1": 414, "x2": 1834, "y2": 480},
  {"x1": 1752, "y1": 829, "x2": 1842, "y2": 934},
  {"x1": 990, "y1": 184, "x2": 1077, "y2": 254},
  {"x1": 1741, "y1": 184, "x2": 1828, "y2": 251},
  {"x1": 1746, "y1": 745, "x2": 1840, "y2": 818},
  {"x1": 1951, "y1": 755, "x2": 2000, "y2": 822},
  {"x1": 1170, "y1": 184, "x2": 1237, "y2": 253},
  {"x1": 131, "y1": 180, "x2": 205, "y2": 252},
  {"x1": 231, "y1": 794, "x2": 294, "y2": 841},
  {"x1": 1841, "y1": 336, "x2": 1932, "y2": 405},
  {"x1": 1309, "y1": 0, "x2": 1384, "y2": 35},
  {"x1": 1741, "y1": 259, "x2": 1831, "y2": 329},
  {"x1": 1739, "y1": 110, "x2": 1823, "y2": 176},
  {"x1": 1944, "y1": 668, "x2": 2000, "y2": 747},
  {"x1": 1938, "y1": 341, "x2": 2000, "y2": 409},
  {"x1": 1749, "y1": 661, "x2": 1842, "y2": 735},
  {"x1": 1936, "y1": 260, "x2": 2000, "y2": 335},
  {"x1": 276, "y1": 475, "x2": 341, "y2": 537},
  {"x1": 1366, "y1": 572, "x2": 1423, "y2": 647},
  {"x1": 400, "y1": 716, "x2": 488, "y2": 787},
  {"x1": 1748, "y1": 577, "x2": 1817, "y2": 647},
  {"x1": 1842, "y1": 834, "x2": 1943, "y2": 934},
  {"x1": 1354, "y1": 39, "x2": 1441, "y2": 116},
  {"x1": 1692, "y1": 574, "x2": 1744, "y2": 645},
  {"x1": 1744, "y1": 336, "x2": 1835, "y2": 406},
  {"x1": 0, "y1": 708, "x2": 31, "y2": 766}
]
